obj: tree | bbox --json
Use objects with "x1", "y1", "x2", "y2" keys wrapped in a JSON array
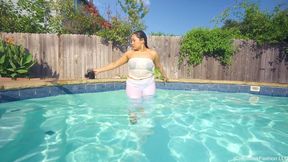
[
  {"x1": 222, "y1": 19, "x2": 241, "y2": 30},
  {"x1": 214, "y1": 0, "x2": 288, "y2": 44},
  {"x1": 0, "y1": 0, "x2": 18, "y2": 32},
  {"x1": 117, "y1": 0, "x2": 148, "y2": 32},
  {"x1": 97, "y1": 17, "x2": 131, "y2": 49},
  {"x1": 0, "y1": 0, "x2": 111, "y2": 34},
  {"x1": 49, "y1": 0, "x2": 111, "y2": 34},
  {"x1": 0, "y1": 0, "x2": 149, "y2": 48},
  {"x1": 97, "y1": 0, "x2": 149, "y2": 48}
]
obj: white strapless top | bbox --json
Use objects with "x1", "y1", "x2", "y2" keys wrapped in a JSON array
[{"x1": 128, "y1": 57, "x2": 154, "y2": 80}]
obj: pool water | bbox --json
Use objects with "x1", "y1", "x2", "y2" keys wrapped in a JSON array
[{"x1": 0, "y1": 90, "x2": 287, "y2": 162}]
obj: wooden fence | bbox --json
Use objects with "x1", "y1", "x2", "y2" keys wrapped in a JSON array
[{"x1": 1, "y1": 33, "x2": 287, "y2": 83}]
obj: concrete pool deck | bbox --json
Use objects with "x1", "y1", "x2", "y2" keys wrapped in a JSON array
[{"x1": 1, "y1": 78, "x2": 287, "y2": 90}]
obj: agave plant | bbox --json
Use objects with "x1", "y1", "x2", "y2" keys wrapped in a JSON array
[{"x1": 0, "y1": 39, "x2": 35, "y2": 79}]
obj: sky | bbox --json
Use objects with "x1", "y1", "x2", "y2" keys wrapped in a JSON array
[{"x1": 93, "y1": 0, "x2": 286, "y2": 36}]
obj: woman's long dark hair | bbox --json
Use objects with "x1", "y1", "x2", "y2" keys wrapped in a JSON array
[{"x1": 133, "y1": 30, "x2": 149, "y2": 48}]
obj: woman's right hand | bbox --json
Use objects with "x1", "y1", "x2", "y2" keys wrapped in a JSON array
[
  {"x1": 163, "y1": 76, "x2": 168, "y2": 82},
  {"x1": 93, "y1": 68, "x2": 100, "y2": 75}
]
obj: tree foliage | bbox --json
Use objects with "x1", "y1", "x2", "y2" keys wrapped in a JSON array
[
  {"x1": 97, "y1": 17, "x2": 131, "y2": 48},
  {"x1": 180, "y1": 0, "x2": 288, "y2": 67},
  {"x1": 0, "y1": 0, "x2": 111, "y2": 34},
  {"x1": 150, "y1": 32, "x2": 176, "y2": 36},
  {"x1": 0, "y1": 0, "x2": 148, "y2": 48},
  {"x1": 98, "y1": 0, "x2": 149, "y2": 48},
  {"x1": 0, "y1": 0, "x2": 51, "y2": 33},
  {"x1": 50, "y1": 0, "x2": 111, "y2": 34},
  {"x1": 117, "y1": 0, "x2": 148, "y2": 32},
  {"x1": 217, "y1": 0, "x2": 288, "y2": 44}
]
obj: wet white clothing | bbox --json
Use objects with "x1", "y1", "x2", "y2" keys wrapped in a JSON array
[{"x1": 128, "y1": 57, "x2": 155, "y2": 80}]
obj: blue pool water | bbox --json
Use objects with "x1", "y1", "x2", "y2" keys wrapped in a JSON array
[{"x1": 0, "y1": 89, "x2": 287, "y2": 162}]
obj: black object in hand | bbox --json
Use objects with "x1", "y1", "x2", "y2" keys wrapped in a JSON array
[{"x1": 85, "y1": 69, "x2": 95, "y2": 79}]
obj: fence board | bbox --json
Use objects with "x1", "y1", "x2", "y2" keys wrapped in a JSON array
[
  {"x1": 246, "y1": 42, "x2": 254, "y2": 81},
  {"x1": 65, "y1": 35, "x2": 71, "y2": 79},
  {"x1": 95, "y1": 36, "x2": 102, "y2": 78},
  {"x1": 259, "y1": 46, "x2": 266, "y2": 82},
  {"x1": 265, "y1": 46, "x2": 273, "y2": 82},
  {"x1": 172, "y1": 37, "x2": 179, "y2": 79},
  {"x1": 108, "y1": 42, "x2": 113, "y2": 78},
  {"x1": 278, "y1": 46, "x2": 288, "y2": 83},
  {"x1": 279, "y1": 58, "x2": 288, "y2": 83}
]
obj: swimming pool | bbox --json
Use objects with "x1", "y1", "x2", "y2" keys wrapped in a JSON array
[{"x1": 0, "y1": 82, "x2": 287, "y2": 162}]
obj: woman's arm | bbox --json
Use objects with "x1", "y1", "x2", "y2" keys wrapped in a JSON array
[
  {"x1": 93, "y1": 52, "x2": 130, "y2": 74},
  {"x1": 153, "y1": 51, "x2": 168, "y2": 82}
]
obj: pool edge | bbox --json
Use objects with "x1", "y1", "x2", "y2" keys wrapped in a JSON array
[{"x1": 1, "y1": 80, "x2": 287, "y2": 103}]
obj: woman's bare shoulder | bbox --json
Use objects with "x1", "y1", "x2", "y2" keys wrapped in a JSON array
[
  {"x1": 124, "y1": 50, "x2": 134, "y2": 58},
  {"x1": 148, "y1": 49, "x2": 158, "y2": 58}
]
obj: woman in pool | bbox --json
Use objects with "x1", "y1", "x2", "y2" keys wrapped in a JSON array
[{"x1": 93, "y1": 30, "x2": 168, "y2": 100}]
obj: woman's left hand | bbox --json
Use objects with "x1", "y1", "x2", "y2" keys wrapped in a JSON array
[{"x1": 163, "y1": 77, "x2": 168, "y2": 82}]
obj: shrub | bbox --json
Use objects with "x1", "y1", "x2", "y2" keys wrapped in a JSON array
[
  {"x1": 179, "y1": 28, "x2": 239, "y2": 66},
  {"x1": 154, "y1": 68, "x2": 164, "y2": 80}
]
